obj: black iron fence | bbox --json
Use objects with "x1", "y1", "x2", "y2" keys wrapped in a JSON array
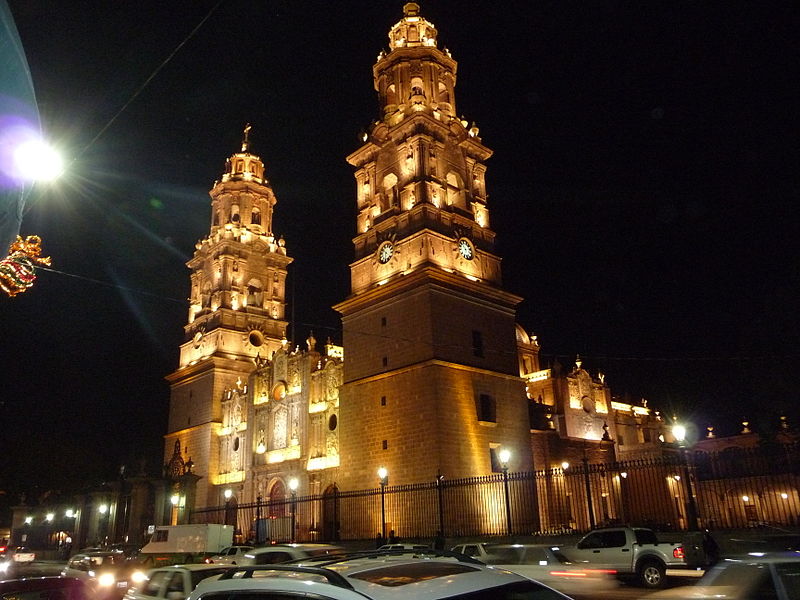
[{"x1": 192, "y1": 444, "x2": 799, "y2": 543}]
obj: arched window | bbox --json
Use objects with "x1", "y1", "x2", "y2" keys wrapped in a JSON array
[
  {"x1": 386, "y1": 84, "x2": 397, "y2": 107},
  {"x1": 231, "y1": 205, "x2": 240, "y2": 223},
  {"x1": 251, "y1": 207, "x2": 261, "y2": 226},
  {"x1": 382, "y1": 173, "x2": 398, "y2": 212},
  {"x1": 438, "y1": 81, "x2": 450, "y2": 104},
  {"x1": 247, "y1": 278, "x2": 263, "y2": 308},
  {"x1": 446, "y1": 172, "x2": 463, "y2": 207},
  {"x1": 410, "y1": 77, "x2": 424, "y2": 98}
]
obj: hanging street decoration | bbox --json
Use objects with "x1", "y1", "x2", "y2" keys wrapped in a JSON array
[{"x1": 0, "y1": 235, "x2": 51, "y2": 297}]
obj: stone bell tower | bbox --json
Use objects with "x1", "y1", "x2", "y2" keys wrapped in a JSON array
[
  {"x1": 335, "y1": 3, "x2": 532, "y2": 489},
  {"x1": 165, "y1": 127, "x2": 292, "y2": 508}
]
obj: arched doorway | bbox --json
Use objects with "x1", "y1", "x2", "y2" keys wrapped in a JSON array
[{"x1": 269, "y1": 480, "x2": 286, "y2": 518}]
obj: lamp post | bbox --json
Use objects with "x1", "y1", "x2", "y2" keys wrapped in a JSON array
[
  {"x1": 499, "y1": 449, "x2": 512, "y2": 535},
  {"x1": 378, "y1": 467, "x2": 389, "y2": 540},
  {"x1": 672, "y1": 423, "x2": 700, "y2": 530},
  {"x1": 289, "y1": 478, "x2": 299, "y2": 543},
  {"x1": 436, "y1": 471, "x2": 445, "y2": 537},
  {"x1": 255, "y1": 495, "x2": 263, "y2": 544}
]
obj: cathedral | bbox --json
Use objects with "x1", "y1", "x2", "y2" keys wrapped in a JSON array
[{"x1": 162, "y1": 2, "x2": 662, "y2": 522}]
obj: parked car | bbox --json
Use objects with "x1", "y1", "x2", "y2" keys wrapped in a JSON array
[
  {"x1": 0, "y1": 576, "x2": 98, "y2": 600},
  {"x1": 238, "y1": 544, "x2": 344, "y2": 565},
  {"x1": 6, "y1": 547, "x2": 36, "y2": 564},
  {"x1": 478, "y1": 542, "x2": 619, "y2": 595},
  {"x1": 559, "y1": 526, "x2": 688, "y2": 588},
  {"x1": 188, "y1": 552, "x2": 574, "y2": 600},
  {"x1": 123, "y1": 564, "x2": 231, "y2": 600},
  {"x1": 63, "y1": 551, "x2": 139, "y2": 599},
  {"x1": 450, "y1": 541, "x2": 494, "y2": 560},
  {"x1": 645, "y1": 552, "x2": 800, "y2": 599},
  {"x1": 202, "y1": 546, "x2": 253, "y2": 565}
]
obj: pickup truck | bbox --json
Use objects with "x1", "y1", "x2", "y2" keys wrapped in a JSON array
[{"x1": 559, "y1": 527, "x2": 687, "y2": 588}]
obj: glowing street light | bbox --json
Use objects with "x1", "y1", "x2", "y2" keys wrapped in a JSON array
[
  {"x1": 672, "y1": 422, "x2": 700, "y2": 530},
  {"x1": 224, "y1": 489, "x2": 233, "y2": 500},
  {"x1": 12, "y1": 138, "x2": 63, "y2": 182}
]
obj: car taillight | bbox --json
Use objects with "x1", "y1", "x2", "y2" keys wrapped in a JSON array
[{"x1": 674, "y1": 546, "x2": 685, "y2": 559}]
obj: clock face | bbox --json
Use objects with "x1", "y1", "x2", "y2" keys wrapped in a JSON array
[
  {"x1": 458, "y1": 238, "x2": 474, "y2": 260},
  {"x1": 378, "y1": 242, "x2": 394, "y2": 264}
]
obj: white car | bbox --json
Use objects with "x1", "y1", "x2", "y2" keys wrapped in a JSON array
[
  {"x1": 186, "y1": 552, "x2": 574, "y2": 600},
  {"x1": 238, "y1": 544, "x2": 344, "y2": 565},
  {"x1": 8, "y1": 546, "x2": 36, "y2": 563},
  {"x1": 203, "y1": 546, "x2": 253, "y2": 565},
  {"x1": 647, "y1": 552, "x2": 800, "y2": 599},
  {"x1": 479, "y1": 543, "x2": 619, "y2": 595},
  {"x1": 124, "y1": 564, "x2": 232, "y2": 600}
]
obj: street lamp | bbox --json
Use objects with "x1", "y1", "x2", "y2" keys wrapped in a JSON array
[
  {"x1": 672, "y1": 422, "x2": 700, "y2": 530},
  {"x1": 378, "y1": 467, "x2": 389, "y2": 540},
  {"x1": 436, "y1": 471, "x2": 445, "y2": 538},
  {"x1": 289, "y1": 478, "x2": 299, "y2": 543},
  {"x1": 499, "y1": 449, "x2": 512, "y2": 535}
]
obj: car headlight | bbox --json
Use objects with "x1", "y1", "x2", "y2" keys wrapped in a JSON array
[
  {"x1": 130, "y1": 570, "x2": 147, "y2": 584},
  {"x1": 0, "y1": 562, "x2": 9, "y2": 573},
  {"x1": 98, "y1": 572, "x2": 117, "y2": 587}
]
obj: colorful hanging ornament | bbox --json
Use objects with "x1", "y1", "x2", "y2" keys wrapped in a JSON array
[{"x1": 0, "y1": 235, "x2": 51, "y2": 297}]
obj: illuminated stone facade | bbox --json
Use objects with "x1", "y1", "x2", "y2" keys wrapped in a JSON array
[
  {"x1": 163, "y1": 2, "x2": 660, "y2": 519},
  {"x1": 164, "y1": 130, "x2": 293, "y2": 508},
  {"x1": 334, "y1": 2, "x2": 532, "y2": 488}
]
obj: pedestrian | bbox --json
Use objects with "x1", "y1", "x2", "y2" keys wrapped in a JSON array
[
  {"x1": 433, "y1": 531, "x2": 445, "y2": 550},
  {"x1": 388, "y1": 530, "x2": 399, "y2": 544},
  {"x1": 375, "y1": 532, "x2": 386, "y2": 548},
  {"x1": 702, "y1": 530, "x2": 720, "y2": 567}
]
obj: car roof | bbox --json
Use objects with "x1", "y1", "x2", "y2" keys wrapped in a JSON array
[
  {"x1": 0, "y1": 577, "x2": 87, "y2": 592},
  {"x1": 149, "y1": 564, "x2": 232, "y2": 572},
  {"x1": 192, "y1": 555, "x2": 535, "y2": 600}
]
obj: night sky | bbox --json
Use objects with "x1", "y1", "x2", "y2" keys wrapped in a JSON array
[{"x1": 2, "y1": 1, "x2": 797, "y2": 499}]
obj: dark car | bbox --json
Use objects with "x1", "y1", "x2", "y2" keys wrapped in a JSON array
[
  {"x1": 63, "y1": 552, "x2": 138, "y2": 600},
  {"x1": 0, "y1": 576, "x2": 97, "y2": 600}
]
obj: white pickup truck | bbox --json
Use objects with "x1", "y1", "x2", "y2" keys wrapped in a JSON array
[{"x1": 559, "y1": 526, "x2": 687, "y2": 588}]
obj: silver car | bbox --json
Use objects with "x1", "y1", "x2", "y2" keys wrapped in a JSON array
[
  {"x1": 203, "y1": 546, "x2": 253, "y2": 565},
  {"x1": 647, "y1": 552, "x2": 800, "y2": 599},
  {"x1": 188, "y1": 552, "x2": 573, "y2": 600}
]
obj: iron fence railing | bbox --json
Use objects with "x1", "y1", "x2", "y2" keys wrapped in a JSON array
[{"x1": 192, "y1": 443, "x2": 799, "y2": 542}]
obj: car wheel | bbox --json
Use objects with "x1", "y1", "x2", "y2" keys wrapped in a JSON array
[{"x1": 638, "y1": 560, "x2": 666, "y2": 588}]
